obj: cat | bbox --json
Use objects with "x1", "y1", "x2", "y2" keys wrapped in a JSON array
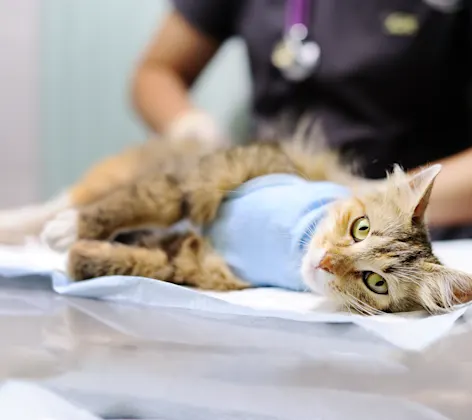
[
  {"x1": 39, "y1": 139, "x2": 472, "y2": 315},
  {"x1": 0, "y1": 137, "x2": 215, "y2": 244}
]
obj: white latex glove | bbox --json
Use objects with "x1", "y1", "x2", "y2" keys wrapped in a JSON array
[{"x1": 165, "y1": 109, "x2": 231, "y2": 153}]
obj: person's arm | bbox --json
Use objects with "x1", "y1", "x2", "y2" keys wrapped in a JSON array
[
  {"x1": 132, "y1": 11, "x2": 218, "y2": 133},
  {"x1": 132, "y1": 9, "x2": 232, "y2": 149},
  {"x1": 428, "y1": 0, "x2": 472, "y2": 226},
  {"x1": 425, "y1": 147, "x2": 472, "y2": 227}
]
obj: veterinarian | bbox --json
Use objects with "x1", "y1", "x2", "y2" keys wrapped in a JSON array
[
  {"x1": 1, "y1": 0, "x2": 470, "y2": 244},
  {"x1": 132, "y1": 0, "x2": 472, "y2": 239}
]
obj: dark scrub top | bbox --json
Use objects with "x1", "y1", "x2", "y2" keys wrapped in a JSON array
[{"x1": 172, "y1": 0, "x2": 472, "y2": 239}]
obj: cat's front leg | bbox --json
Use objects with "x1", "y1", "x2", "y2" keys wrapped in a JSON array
[
  {"x1": 42, "y1": 174, "x2": 184, "y2": 252},
  {"x1": 186, "y1": 144, "x2": 294, "y2": 224}
]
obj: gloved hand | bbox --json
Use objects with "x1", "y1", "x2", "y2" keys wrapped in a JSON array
[{"x1": 165, "y1": 109, "x2": 231, "y2": 154}]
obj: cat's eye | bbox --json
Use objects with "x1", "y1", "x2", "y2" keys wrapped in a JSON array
[
  {"x1": 351, "y1": 217, "x2": 370, "y2": 242},
  {"x1": 363, "y1": 272, "x2": 388, "y2": 295}
]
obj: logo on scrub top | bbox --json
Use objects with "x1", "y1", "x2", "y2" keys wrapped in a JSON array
[{"x1": 383, "y1": 12, "x2": 419, "y2": 36}]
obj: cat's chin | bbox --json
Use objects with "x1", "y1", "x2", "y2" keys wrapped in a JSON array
[
  {"x1": 303, "y1": 269, "x2": 335, "y2": 296},
  {"x1": 301, "y1": 249, "x2": 335, "y2": 296}
]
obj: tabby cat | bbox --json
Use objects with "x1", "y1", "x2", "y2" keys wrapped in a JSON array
[{"x1": 39, "y1": 138, "x2": 472, "y2": 315}]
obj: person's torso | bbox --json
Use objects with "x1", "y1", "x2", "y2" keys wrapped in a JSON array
[{"x1": 233, "y1": 0, "x2": 470, "y2": 178}]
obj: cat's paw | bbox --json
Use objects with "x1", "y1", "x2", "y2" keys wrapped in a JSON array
[
  {"x1": 41, "y1": 209, "x2": 79, "y2": 252},
  {"x1": 201, "y1": 262, "x2": 250, "y2": 291},
  {"x1": 210, "y1": 276, "x2": 250, "y2": 291},
  {"x1": 67, "y1": 240, "x2": 113, "y2": 281}
]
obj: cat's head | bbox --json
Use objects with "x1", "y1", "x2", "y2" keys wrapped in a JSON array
[{"x1": 301, "y1": 164, "x2": 472, "y2": 314}]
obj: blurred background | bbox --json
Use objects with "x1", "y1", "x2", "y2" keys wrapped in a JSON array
[{"x1": 0, "y1": 0, "x2": 251, "y2": 207}]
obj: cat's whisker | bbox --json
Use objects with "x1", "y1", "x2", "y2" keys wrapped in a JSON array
[
  {"x1": 345, "y1": 297, "x2": 368, "y2": 315},
  {"x1": 396, "y1": 271, "x2": 423, "y2": 287},
  {"x1": 303, "y1": 237, "x2": 313, "y2": 244},
  {"x1": 211, "y1": 188, "x2": 240, "y2": 194},
  {"x1": 344, "y1": 290, "x2": 385, "y2": 316},
  {"x1": 299, "y1": 239, "x2": 312, "y2": 248},
  {"x1": 291, "y1": 168, "x2": 311, "y2": 182}
]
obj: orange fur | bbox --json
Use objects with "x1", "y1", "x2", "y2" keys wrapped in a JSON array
[
  {"x1": 66, "y1": 143, "x2": 304, "y2": 290},
  {"x1": 302, "y1": 164, "x2": 472, "y2": 314},
  {"x1": 0, "y1": 138, "x2": 216, "y2": 245},
  {"x1": 69, "y1": 234, "x2": 248, "y2": 291},
  {"x1": 70, "y1": 138, "x2": 216, "y2": 207},
  {"x1": 43, "y1": 138, "x2": 472, "y2": 313},
  {"x1": 70, "y1": 143, "x2": 152, "y2": 206}
]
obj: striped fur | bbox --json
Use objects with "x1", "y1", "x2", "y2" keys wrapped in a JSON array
[
  {"x1": 302, "y1": 164, "x2": 472, "y2": 314},
  {"x1": 41, "y1": 134, "x2": 472, "y2": 314}
]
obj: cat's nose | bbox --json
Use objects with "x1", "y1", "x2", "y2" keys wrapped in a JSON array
[{"x1": 318, "y1": 253, "x2": 334, "y2": 274}]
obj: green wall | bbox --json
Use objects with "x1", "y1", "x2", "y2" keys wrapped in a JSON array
[{"x1": 40, "y1": 0, "x2": 250, "y2": 197}]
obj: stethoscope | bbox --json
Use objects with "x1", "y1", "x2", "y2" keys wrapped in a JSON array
[{"x1": 271, "y1": 0, "x2": 320, "y2": 82}]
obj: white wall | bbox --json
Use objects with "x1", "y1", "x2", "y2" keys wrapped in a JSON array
[{"x1": 0, "y1": 0, "x2": 40, "y2": 207}]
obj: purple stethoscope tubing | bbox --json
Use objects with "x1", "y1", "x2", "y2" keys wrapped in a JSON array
[
  {"x1": 285, "y1": 0, "x2": 311, "y2": 31},
  {"x1": 274, "y1": 0, "x2": 320, "y2": 81}
]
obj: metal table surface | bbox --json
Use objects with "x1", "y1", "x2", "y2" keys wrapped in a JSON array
[{"x1": 0, "y1": 280, "x2": 471, "y2": 420}]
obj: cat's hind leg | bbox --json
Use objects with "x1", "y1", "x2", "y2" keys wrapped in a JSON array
[
  {"x1": 68, "y1": 240, "x2": 174, "y2": 282},
  {"x1": 68, "y1": 233, "x2": 249, "y2": 291},
  {"x1": 168, "y1": 233, "x2": 249, "y2": 290}
]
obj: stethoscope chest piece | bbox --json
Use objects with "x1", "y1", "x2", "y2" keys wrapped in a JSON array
[
  {"x1": 271, "y1": 3, "x2": 320, "y2": 82},
  {"x1": 272, "y1": 37, "x2": 320, "y2": 82}
]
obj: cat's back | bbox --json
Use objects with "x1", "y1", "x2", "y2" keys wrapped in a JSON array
[{"x1": 134, "y1": 137, "x2": 218, "y2": 180}]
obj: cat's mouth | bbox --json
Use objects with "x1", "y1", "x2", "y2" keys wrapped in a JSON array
[
  {"x1": 313, "y1": 252, "x2": 335, "y2": 275},
  {"x1": 301, "y1": 249, "x2": 336, "y2": 296},
  {"x1": 304, "y1": 268, "x2": 336, "y2": 296},
  {"x1": 317, "y1": 260, "x2": 334, "y2": 275}
]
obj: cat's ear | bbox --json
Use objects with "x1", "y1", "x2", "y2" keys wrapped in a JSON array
[
  {"x1": 419, "y1": 262, "x2": 472, "y2": 312},
  {"x1": 408, "y1": 164, "x2": 442, "y2": 222}
]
